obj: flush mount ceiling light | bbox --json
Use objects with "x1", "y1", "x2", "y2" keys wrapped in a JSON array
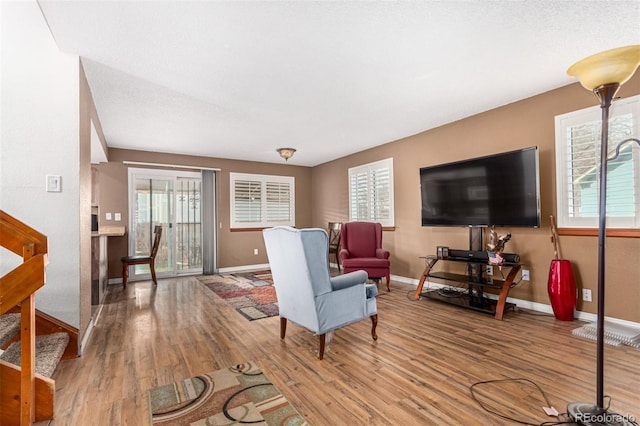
[{"x1": 277, "y1": 148, "x2": 296, "y2": 162}]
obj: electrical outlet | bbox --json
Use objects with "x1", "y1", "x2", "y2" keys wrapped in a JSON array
[
  {"x1": 582, "y1": 289, "x2": 592, "y2": 302},
  {"x1": 486, "y1": 265, "x2": 493, "y2": 275},
  {"x1": 522, "y1": 269, "x2": 530, "y2": 281},
  {"x1": 254, "y1": 248, "x2": 258, "y2": 256}
]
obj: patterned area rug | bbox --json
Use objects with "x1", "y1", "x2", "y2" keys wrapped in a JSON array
[
  {"x1": 148, "y1": 361, "x2": 307, "y2": 425},
  {"x1": 197, "y1": 271, "x2": 278, "y2": 321}
]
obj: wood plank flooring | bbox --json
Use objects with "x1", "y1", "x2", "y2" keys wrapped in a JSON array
[{"x1": 48, "y1": 276, "x2": 639, "y2": 425}]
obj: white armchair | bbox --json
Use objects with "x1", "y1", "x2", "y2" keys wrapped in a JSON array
[{"x1": 263, "y1": 226, "x2": 378, "y2": 360}]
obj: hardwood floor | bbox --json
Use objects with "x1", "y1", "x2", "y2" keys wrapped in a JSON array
[{"x1": 49, "y1": 275, "x2": 639, "y2": 425}]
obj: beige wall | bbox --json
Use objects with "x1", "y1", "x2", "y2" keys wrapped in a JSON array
[
  {"x1": 95, "y1": 149, "x2": 313, "y2": 277},
  {"x1": 94, "y1": 74, "x2": 640, "y2": 323},
  {"x1": 312, "y1": 74, "x2": 640, "y2": 323}
]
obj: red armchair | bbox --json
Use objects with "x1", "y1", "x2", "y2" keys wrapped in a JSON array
[{"x1": 340, "y1": 221, "x2": 391, "y2": 291}]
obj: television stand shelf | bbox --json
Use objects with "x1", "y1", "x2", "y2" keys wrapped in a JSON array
[{"x1": 413, "y1": 255, "x2": 521, "y2": 320}]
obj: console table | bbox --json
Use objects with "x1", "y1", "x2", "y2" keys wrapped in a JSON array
[{"x1": 413, "y1": 255, "x2": 521, "y2": 320}]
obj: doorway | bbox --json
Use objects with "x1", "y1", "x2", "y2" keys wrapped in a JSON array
[{"x1": 127, "y1": 168, "x2": 205, "y2": 282}]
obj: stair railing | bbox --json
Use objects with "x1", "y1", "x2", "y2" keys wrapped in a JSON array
[{"x1": 0, "y1": 210, "x2": 48, "y2": 425}]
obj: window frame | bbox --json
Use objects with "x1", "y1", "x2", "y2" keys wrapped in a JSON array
[
  {"x1": 348, "y1": 157, "x2": 395, "y2": 227},
  {"x1": 230, "y1": 172, "x2": 295, "y2": 229},
  {"x1": 554, "y1": 94, "x2": 640, "y2": 230}
]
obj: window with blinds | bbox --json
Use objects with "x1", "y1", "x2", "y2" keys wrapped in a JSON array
[
  {"x1": 230, "y1": 173, "x2": 295, "y2": 228},
  {"x1": 348, "y1": 158, "x2": 395, "y2": 227},
  {"x1": 555, "y1": 94, "x2": 640, "y2": 229}
]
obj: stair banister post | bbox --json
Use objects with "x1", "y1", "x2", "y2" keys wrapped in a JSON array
[{"x1": 20, "y1": 243, "x2": 36, "y2": 425}]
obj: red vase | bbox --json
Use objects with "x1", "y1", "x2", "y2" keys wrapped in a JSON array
[{"x1": 547, "y1": 259, "x2": 577, "y2": 321}]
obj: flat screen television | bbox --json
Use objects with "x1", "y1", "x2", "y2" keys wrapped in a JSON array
[{"x1": 420, "y1": 146, "x2": 540, "y2": 227}]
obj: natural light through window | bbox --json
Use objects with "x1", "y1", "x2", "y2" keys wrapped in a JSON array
[
  {"x1": 348, "y1": 158, "x2": 395, "y2": 227},
  {"x1": 230, "y1": 173, "x2": 295, "y2": 229},
  {"x1": 555, "y1": 95, "x2": 640, "y2": 229}
]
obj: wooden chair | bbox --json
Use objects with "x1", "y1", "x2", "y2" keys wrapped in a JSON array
[
  {"x1": 121, "y1": 225, "x2": 162, "y2": 289},
  {"x1": 327, "y1": 222, "x2": 342, "y2": 270}
]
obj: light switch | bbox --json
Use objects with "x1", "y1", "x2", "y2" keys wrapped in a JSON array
[
  {"x1": 106, "y1": 212, "x2": 112, "y2": 221},
  {"x1": 46, "y1": 175, "x2": 61, "y2": 192},
  {"x1": 115, "y1": 213, "x2": 121, "y2": 221}
]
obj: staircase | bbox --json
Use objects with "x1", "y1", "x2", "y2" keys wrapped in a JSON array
[{"x1": 0, "y1": 210, "x2": 78, "y2": 425}]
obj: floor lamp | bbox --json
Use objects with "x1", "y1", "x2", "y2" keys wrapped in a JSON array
[{"x1": 566, "y1": 45, "x2": 640, "y2": 426}]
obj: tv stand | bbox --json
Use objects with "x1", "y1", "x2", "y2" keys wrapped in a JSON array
[{"x1": 413, "y1": 256, "x2": 520, "y2": 320}]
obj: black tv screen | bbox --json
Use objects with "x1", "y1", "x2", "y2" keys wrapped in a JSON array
[{"x1": 420, "y1": 147, "x2": 540, "y2": 227}]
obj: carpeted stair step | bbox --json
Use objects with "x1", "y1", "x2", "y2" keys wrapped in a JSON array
[
  {"x1": 0, "y1": 332, "x2": 69, "y2": 378},
  {"x1": 0, "y1": 313, "x2": 21, "y2": 349}
]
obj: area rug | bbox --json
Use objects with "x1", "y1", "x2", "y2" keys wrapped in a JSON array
[
  {"x1": 197, "y1": 271, "x2": 279, "y2": 321},
  {"x1": 148, "y1": 361, "x2": 308, "y2": 425}
]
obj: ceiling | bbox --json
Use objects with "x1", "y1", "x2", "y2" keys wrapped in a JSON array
[{"x1": 38, "y1": 1, "x2": 640, "y2": 167}]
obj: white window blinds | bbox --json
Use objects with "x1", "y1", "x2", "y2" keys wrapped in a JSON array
[
  {"x1": 555, "y1": 95, "x2": 640, "y2": 228},
  {"x1": 230, "y1": 173, "x2": 295, "y2": 228},
  {"x1": 348, "y1": 158, "x2": 395, "y2": 227}
]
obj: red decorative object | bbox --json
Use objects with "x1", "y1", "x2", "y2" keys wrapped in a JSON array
[
  {"x1": 548, "y1": 259, "x2": 576, "y2": 321},
  {"x1": 548, "y1": 215, "x2": 576, "y2": 321}
]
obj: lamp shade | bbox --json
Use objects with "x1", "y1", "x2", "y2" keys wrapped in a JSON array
[{"x1": 567, "y1": 45, "x2": 640, "y2": 90}]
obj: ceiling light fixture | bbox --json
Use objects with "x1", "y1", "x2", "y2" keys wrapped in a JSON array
[
  {"x1": 277, "y1": 148, "x2": 296, "y2": 162},
  {"x1": 565, "y1": 44, "x2": 640, "y2": 426}
]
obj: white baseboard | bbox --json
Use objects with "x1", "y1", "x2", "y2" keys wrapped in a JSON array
[
  {"x1": 79, "y1": 318, "x2": 94, "y2": 357},
  {"x1": 391, "y1": 273, "x2": 640, "y2": 328},
  {"x1": 217, "y1": 263, "x2": 271, "y2": 274}
]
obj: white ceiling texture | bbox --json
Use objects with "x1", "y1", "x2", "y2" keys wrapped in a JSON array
[{"x1": 38, "y1": 1, "x2": 640, "y2": 166}]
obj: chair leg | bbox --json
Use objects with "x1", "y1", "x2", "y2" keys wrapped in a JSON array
[
  {"x1": 280, "y1": 317, "x2": 287, "y2": 339},
  {"x1": 150, "y1": 261, "x2": 157, "y2": 285},
  {"x1": 122, "y1": 263, "x2": 128, "y2": 289},
  {"x1": 370, "y1": 314, "x2": 378, "y2": 341},
  {"x1": 386, "y1": 274, "x2": 390, "y2": 292},
  {"x1": 336, "y1": 254, "x2": 341, "y2": 271},
  {"x1": 318, "y1": 333, "x2": 326, "y2": 360}
]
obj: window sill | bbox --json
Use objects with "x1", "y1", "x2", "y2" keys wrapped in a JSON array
[
  {"x1": 230, "y1": 227, "x2": 268, "y2": 232},
  {"x1": 557, "y1": 228, "x2": 640, "y2": 238}
]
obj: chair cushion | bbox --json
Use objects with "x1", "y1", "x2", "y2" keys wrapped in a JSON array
[{"x1": 342, "y1": 257, "x2": 390, "y2": 268}]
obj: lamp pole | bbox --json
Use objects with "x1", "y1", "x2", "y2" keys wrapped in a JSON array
[
  {"x1": 592, "y1": 83, "x2": 619, "y2": 411},
  {"x1": 566, "y1": 44, "x2": 640, "y2": 426}
]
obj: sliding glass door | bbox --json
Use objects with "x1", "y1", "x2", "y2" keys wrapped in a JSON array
[
  {"x1": 128, "y1": 168, "x2": 203, "y2": 282},
  {"x1": 175, "y1": 177, "x2": 202, "y2": 273},
  {"x1": 132, "y1": 176, "x2": 172, "y2": 277}
]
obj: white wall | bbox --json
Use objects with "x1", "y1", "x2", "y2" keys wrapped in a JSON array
[{"x1": 1, "y1": 1, "x2": 81, "y2": 327}]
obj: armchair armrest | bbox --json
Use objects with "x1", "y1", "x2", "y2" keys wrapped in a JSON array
[
  {"x1": 339, "y1": 248, "x2": 351, "y2": 261},
  {"x1": 330, "y1": 270, "x2": 368, "y2": 291},
  {"x1": 376, "y1": 248, "x2": 390, "y2": 259},
  {"x1": 315, "y1": 282, "x2": 375, "y2": 334}
]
